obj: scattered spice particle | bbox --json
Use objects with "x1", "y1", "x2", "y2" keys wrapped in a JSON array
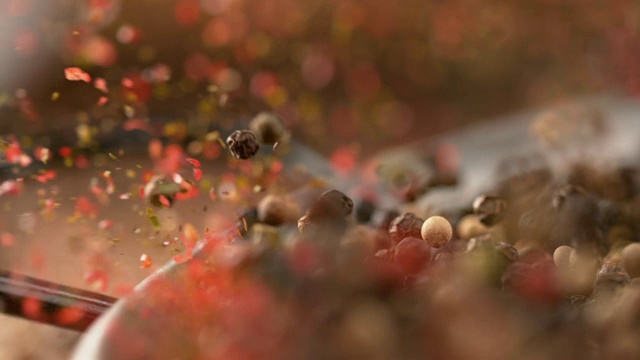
[
  {"x1": 140, "y1": 253, "x2": 153, "y2": 269},
  {"x1": 193, "y1": 168, "x2": 202, "y2": 180},
  {"x1": 186, "y1": 158, "x2": 201, "y2": 167},
  {"x1": 64, "y1": 67, "x2": 91, "y2": 83},
  {"x1": 148, "y1": 215, "x2": 161, "y2": 229}
]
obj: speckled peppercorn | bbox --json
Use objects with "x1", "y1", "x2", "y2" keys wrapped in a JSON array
[
  {"x1": 226, "y1": 130, "x2": 260, "y2": 160},
  {"x1": 421, "y1": 216, "x2": 452, "y2": 248},
  {"x1": 309, "y1": 189, "x2": 354, "y2": 218}
]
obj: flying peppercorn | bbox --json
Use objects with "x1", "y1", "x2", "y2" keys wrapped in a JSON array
[
  {"x1": 389, "y1": 212, "x2": 423, "y2": 245},
  {"x1": 226, "y1": 130, "x2": 260, "y2": 160},
  {"x1": 472, "y1": 194, "x2": 507, "y2": 226},
  {"x1": 250, "y1": 112, "x2": 285, "y2": 145}
]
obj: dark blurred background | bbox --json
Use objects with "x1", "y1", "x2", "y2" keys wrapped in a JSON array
[{"x1": 1, "y1": 0, "x2": 640, "y2": 154}]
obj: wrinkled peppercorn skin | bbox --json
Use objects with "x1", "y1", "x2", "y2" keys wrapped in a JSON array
[{"x1": 226, "y1": 130, "x2": 260, "y2": 160}]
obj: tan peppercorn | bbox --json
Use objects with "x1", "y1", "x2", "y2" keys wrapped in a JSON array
[
  {"x1": 622, "y1": 243, "x2": 640, "y2": 278},
  {"x1": 421, "y1": 216, "x2": 453, "y2": 248},
  {"x1": 553, "y1": 245, "x2": 574, "y2": 269}
]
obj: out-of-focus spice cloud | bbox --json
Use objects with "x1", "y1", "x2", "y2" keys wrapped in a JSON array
[{"x1": 2, "y1": 0, "x2": 640, "y2": 153}]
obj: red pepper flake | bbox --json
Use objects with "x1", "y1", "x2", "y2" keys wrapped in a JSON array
[
  {"x1": 140, "y1": 253, "x2": 153, "y2": 269},
  {"x1": 121, "y1": 77, "x2": 134, "y2": 88},
  {"x1": 94, "y1": 78, "x2": 108, "y2": 93},
  {"x1": 64, "y1": 67, "x2": 91, "y2": 83},
  {"x1": 97, "y1": 96, "x2": 109, "y2": 106},
  {"x1": 186, "y1": 157, "x2": 201, "y2": 167},
  {"x1": 34, "y1": 146, "x2": 51, "y2": 163},
  {"x1": 158, "y1": 195, "x2": 171, "y2": 208},
  {"x1": 193, "y1": 167, "x2": 203, "y2": 181},
  {"x1": 35, "y1": 170, "x2": 57, "y2": 184},
  {"x1": 1, "y1": 232, "x2": 15, "y2": 247},
  {"x1": 5, "y1": 142, "x2": 22, "y2": 164}
]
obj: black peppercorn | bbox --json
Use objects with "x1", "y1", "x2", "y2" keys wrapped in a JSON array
[
  {"x1": 494, "y1": 242, "x2": 519, "y2": 263},
  {"x1": 308, "y1": 189, "x2": 354, "y2": 218},
  {"x1": 388, "y1": 212, "x2": 423, "y2": 245},
  {"x1": 226, "y1": 130, "x2": 260, "y2": 160},
  {"x1": 355, "y1": 199, "x2": 376, "y2": 224},
  {"x1": 594, "y1": 261, "x2": 630, "y2": 294},
  {"x1": 472, "y1": 194, "x2": 507, "y2": 226}
]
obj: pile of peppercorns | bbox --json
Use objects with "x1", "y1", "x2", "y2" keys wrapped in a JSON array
[{"x1": 191, "y1": 143, "x2": 640, "y2": 359}]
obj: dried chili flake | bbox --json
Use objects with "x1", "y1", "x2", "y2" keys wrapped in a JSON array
[
  {"x1": 186, "y1": 158, "x2": 201, "y2": 167},
  {"x1": 94, "y1": 78, "x2": 108, "y2": 93},
  {"x1": 64, "y1": 67, "x2": 91, "y2": 83},
  {"x1": 193, "y1": 168, "x2": 203, "y2": 181},
  {"x1": 34, "y1": 147, "x2": 51, "y2": 163},
  {"x1": 97, "y1": 96, "x2": 109, "y2": 106},
  {"x1": 158, "y1": 195, "x2": 171, "y2": 208},
  {"x1": 140, "y1": 253, "x2": 153, "y2": 269}
]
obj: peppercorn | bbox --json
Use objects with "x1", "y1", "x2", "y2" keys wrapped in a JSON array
[
  {"x1": 421, "y1": 215, "x2": 452, "y2": 248},
  {"x1": 472, "y1": 194, "x2": 507, "y2": 226},
  {"x1": 226, "y1": 130, "x2": 260, "y2": 160},
  {"x1": 371, "y1": 209, "x2": 400, "y2": 231},
  {"x1": 621, "y1": 243, "x2": 640, "y2": 278},
  {"x1": 257, "y1": 194, "x2": 289, "y2": 226},
  {"x1": 594, "y1": 261, "x2": 630, "y2": 293},
  {"x1": 308, "y1": 189, "x2": 354, "y2": 218},
  {"x1": 394, "y1": 237, "x2": 432, "y2": 275},
  {"x1": 494, "y1": 242, "x2": 519, "y2": 263},
  {"x1": 553, "y1": 245, "x2": 574, "y2": 269},
  {"x1": 250, "y1": 112, "x2": 285, "y2": 145},
  {"x1": 388, "y1": 212, "x2": 423, "y2": 245},
  {"x1": 355, "y1": 199, "x2": 376, "y2": 224}
]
